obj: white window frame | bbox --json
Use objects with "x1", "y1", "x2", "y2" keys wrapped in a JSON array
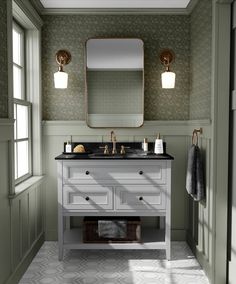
[
  {"x1": 14, "y1": 99, "x2": 32, "y2": 183},
  {"x1": 9, "y1": 0, "x2": 43, "y2": 195},
  {"x1": 13, "y1": 21, "x2": 32, "y2": 184}
]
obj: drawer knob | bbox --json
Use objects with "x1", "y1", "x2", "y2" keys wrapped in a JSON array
[
  {"x1": 85, "y1": 196, "x2": 90, "y2": 201},
  {"x1": 139, "y1": 196, "x2": 143, "y2": 201},
  {"x1": 139, "y1": 170, "x2": 143, "y2": 175},
  {"x1": 85, "y1": 171, "x2": 90, "y2": 175}
]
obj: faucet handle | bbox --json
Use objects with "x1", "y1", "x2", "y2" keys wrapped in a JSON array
[
  {"x1": 99, "y1": 145, "x2": 109, "y2": 155},
  {"x1": 120, "y1": 145, "x2": 130, "y2": 155}
]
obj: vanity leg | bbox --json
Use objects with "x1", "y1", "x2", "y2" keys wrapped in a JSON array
[
  {"x1": 166, "y1": 246, "x2": 171, "y2": 261},
  {"x1": 58, "y1": 215, "x2": 64, "y2": 260}
]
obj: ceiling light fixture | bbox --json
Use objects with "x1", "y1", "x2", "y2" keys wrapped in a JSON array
[{"x1": 54, "y1": 49, "x2": 71, "y2": 89}]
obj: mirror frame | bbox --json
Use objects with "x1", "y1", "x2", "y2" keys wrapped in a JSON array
[{"x1": 85, "y1": 38, "x2": 144, "y2": 128}]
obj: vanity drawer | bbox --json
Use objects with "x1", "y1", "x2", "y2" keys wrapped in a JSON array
[
  {"x1": 63, "y1": 185, "x2": 113, "y2": 210},
  {"x1": 115, "y1": 185, "x2": 166, "y2": 210},
  {"x1": 62, "y1": 162, "x2": 166, "y2": 185}
]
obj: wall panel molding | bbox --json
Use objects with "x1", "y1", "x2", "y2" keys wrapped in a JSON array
[
  {"x1": 42, "y1": 119, "x2": 212, "y2": 138},
  {"x1": 42, "y1": 119, "x2": 213, "y2": 284},
  {"x1": 0, "y1": 119, "x2": 14, "y2": 141}
]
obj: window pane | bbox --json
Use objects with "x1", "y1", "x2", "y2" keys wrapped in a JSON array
[
  {"x1": 14, "y1": 142, "x2": 17, "y2": 179},
  {"x1": 16, "y1": 104, "x2": 28, "y2": 139},
  {"x1": 14, "y1": 104, "x2": 16, "y2": 138},
  {"x1": 13, "y1": 65, "x2": 23, "y2": 99},
  {"x1": 13, "y1": 28, "x2": 22, "y2": 65},
  {"x1": 17, "y1": 141, "x2": 29, "y2": 178}
]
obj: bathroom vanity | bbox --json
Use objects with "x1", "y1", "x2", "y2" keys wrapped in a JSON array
[{"x1": 55, "y1": 147, "x2": 173, "y2": 260}]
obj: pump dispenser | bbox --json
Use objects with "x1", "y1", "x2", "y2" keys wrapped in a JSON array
[
  {"x1": 143, "y1": 138, "x2": 148, "y2": 152},
  {"x1": 65, "y1": 141, "x2": 72, "y2": 153},
  {"x1": 154, "y1": 133, "x2": 164, "y2": 154}
]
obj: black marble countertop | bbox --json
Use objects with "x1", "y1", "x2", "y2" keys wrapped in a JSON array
[
  {"x1": 55, "y1": 142, "x2": 174, "y2": 160},
  {"x1": 55, "y1": 153, "x2": 174, "y2": 160}
]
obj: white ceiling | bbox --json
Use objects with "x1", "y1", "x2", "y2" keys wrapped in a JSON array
[{"x1": 39, "y1": 0, "x2": 192, "y2": 9}]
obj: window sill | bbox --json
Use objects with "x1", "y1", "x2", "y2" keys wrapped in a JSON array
[{"x1": 9, "y1": 175, "x2": 45, "y2": 199}]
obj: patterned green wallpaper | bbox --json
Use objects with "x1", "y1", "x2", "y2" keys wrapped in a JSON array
[
  {"x1": 42, "y1": 15, "x2": 190, "y2": 121},
  {"x1": 0, "y1": 0, "x2": 8, "y2": 118},
  {"x1": 189, "y1": 0, "x2": 212, "y2": 119}
]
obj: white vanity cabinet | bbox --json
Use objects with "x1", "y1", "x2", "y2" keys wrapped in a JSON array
[{"x1": 56, "y1": 159, "x2": 172, "y2": 260}]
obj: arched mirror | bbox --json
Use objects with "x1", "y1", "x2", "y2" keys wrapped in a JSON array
[{"x1": 86, "y1": 38, "x2": 144, "y2": 128}]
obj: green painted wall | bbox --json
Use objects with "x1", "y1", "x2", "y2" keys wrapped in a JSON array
[
  {"x1": 189, "y1": 0, "x2": 212, "y2": 119},
  {"x1": 0, "y1": 0, "x2": 8, "y2": 118},
  {"x1": 0, "y1": 141, "x2": 11, "y2": 284},
  {"x1": 42, "y1": 14, "x2": 190, "y2": 120}
]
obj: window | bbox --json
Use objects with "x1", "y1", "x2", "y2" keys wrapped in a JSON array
[{"x1": 13, "y1": 22, "x2": 32, "y2": 183}]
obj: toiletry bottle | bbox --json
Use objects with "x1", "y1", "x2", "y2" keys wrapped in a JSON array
[
  {"x1": 154, "y1": 133, "x2": 164, "y2": 154},
  {"x1": 65, "y1": 141, "x2": 72, "y2": 153},
  {"x1": 143, "y1": 138, "x2": 148, "y2": 152}
]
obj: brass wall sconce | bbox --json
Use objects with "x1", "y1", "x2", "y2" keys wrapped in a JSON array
[
  {"x1": 54, "y1": 49, "x2": 71, "y2": 89},
  {"x1": 160, "y1": 49, "x2": 176, "y2": 89}
]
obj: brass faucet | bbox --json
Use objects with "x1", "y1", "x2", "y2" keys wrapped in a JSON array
[{"x1": 110, "y1": 131, "x2": 117, "y2": 154}]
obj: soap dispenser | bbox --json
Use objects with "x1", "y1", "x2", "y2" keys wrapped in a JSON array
[
  {"x1": 143, "y1": 138, "x2": 148, "y2": 152},
  {"x1": 154, "y1": 133, "x2": 164, "y2": 154},
  {"x1": 65, "y1": 141, "x2": 72, "y2": 153}
]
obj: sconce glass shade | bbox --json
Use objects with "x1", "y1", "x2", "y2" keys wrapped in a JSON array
[
  {"x1": 54, "y1": 71, "x2": 68, "y2": 89},
  {"x1": 54, "y1": 50, "x2": 71, "y2": 89},
  {"x1": 161, "y1": 71, "x2": 176, "y2": 89}
]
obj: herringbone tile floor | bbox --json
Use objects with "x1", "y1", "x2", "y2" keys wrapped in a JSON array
[{"x1": 19, "y1": 242, "x2": 209, "y2": 284}]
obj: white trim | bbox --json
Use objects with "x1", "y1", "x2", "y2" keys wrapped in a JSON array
[
  {"x1": 211, "y1": 1, "x2": 231, "y2": 283},
  {"x1": 30, "y1": 0, "x2": 198, "y2": 15},
  {"x1": 39, "y1": 0, "x2": 191, "y2": 9},
  {"x1": 26, "y1": 29, "x2": 43, "y2": 175},
  {"x1": 35, "y1": 7, "x2": 190, "y2": 15},
  {"x1": 12, "y1": 0, "x2": 43, "y2": 190},
  {"x1": 186, "y1": 0, "x2": 198, "y2": 13},
  {"x1": 9, "y1": 175, "x2": 45, "y2": 198},
  {"x1": 13, "y1": 0, "x2": 43, "y2": 29}
]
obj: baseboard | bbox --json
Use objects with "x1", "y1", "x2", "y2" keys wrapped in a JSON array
[{"x1": 6, "y1": 233, "x2": 45, "y2": 284}]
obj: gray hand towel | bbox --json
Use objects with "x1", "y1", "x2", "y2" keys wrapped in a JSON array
[
  {"x1": 186, "y1": 144, "x2": 205, "y2": 201},
  {"x1": 98, "y1": 220, "x2": 127, "y2": 238}
]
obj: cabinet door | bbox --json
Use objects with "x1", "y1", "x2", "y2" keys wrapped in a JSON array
[
  {"x1": 115, "y1": 185, "x2": 166, "y2": 210},
  {"x1": 63, "y1": 185, "x2": 113, "y2": 210}
]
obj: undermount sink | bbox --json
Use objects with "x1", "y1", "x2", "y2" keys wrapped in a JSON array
[
  {"x1": 88, "y1": 151, "x2": 153, "y2": 159},
  {"x1": 88, "y1": 153, "x2": 125, "y2": 158}
]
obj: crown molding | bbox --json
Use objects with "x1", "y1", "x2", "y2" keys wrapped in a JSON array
[
  {"x1": 30, "y1": 0, "x2": 198, "y2": 15},
  {"x1": 14, "y1": 0, "x2": 43, "y2": 28},
  {"x1": 186, "y1": 0, "x2": 199, "y2": 14},
  {"x1": 39, "y1": 8, "x2": 189, "y2": 15}
]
